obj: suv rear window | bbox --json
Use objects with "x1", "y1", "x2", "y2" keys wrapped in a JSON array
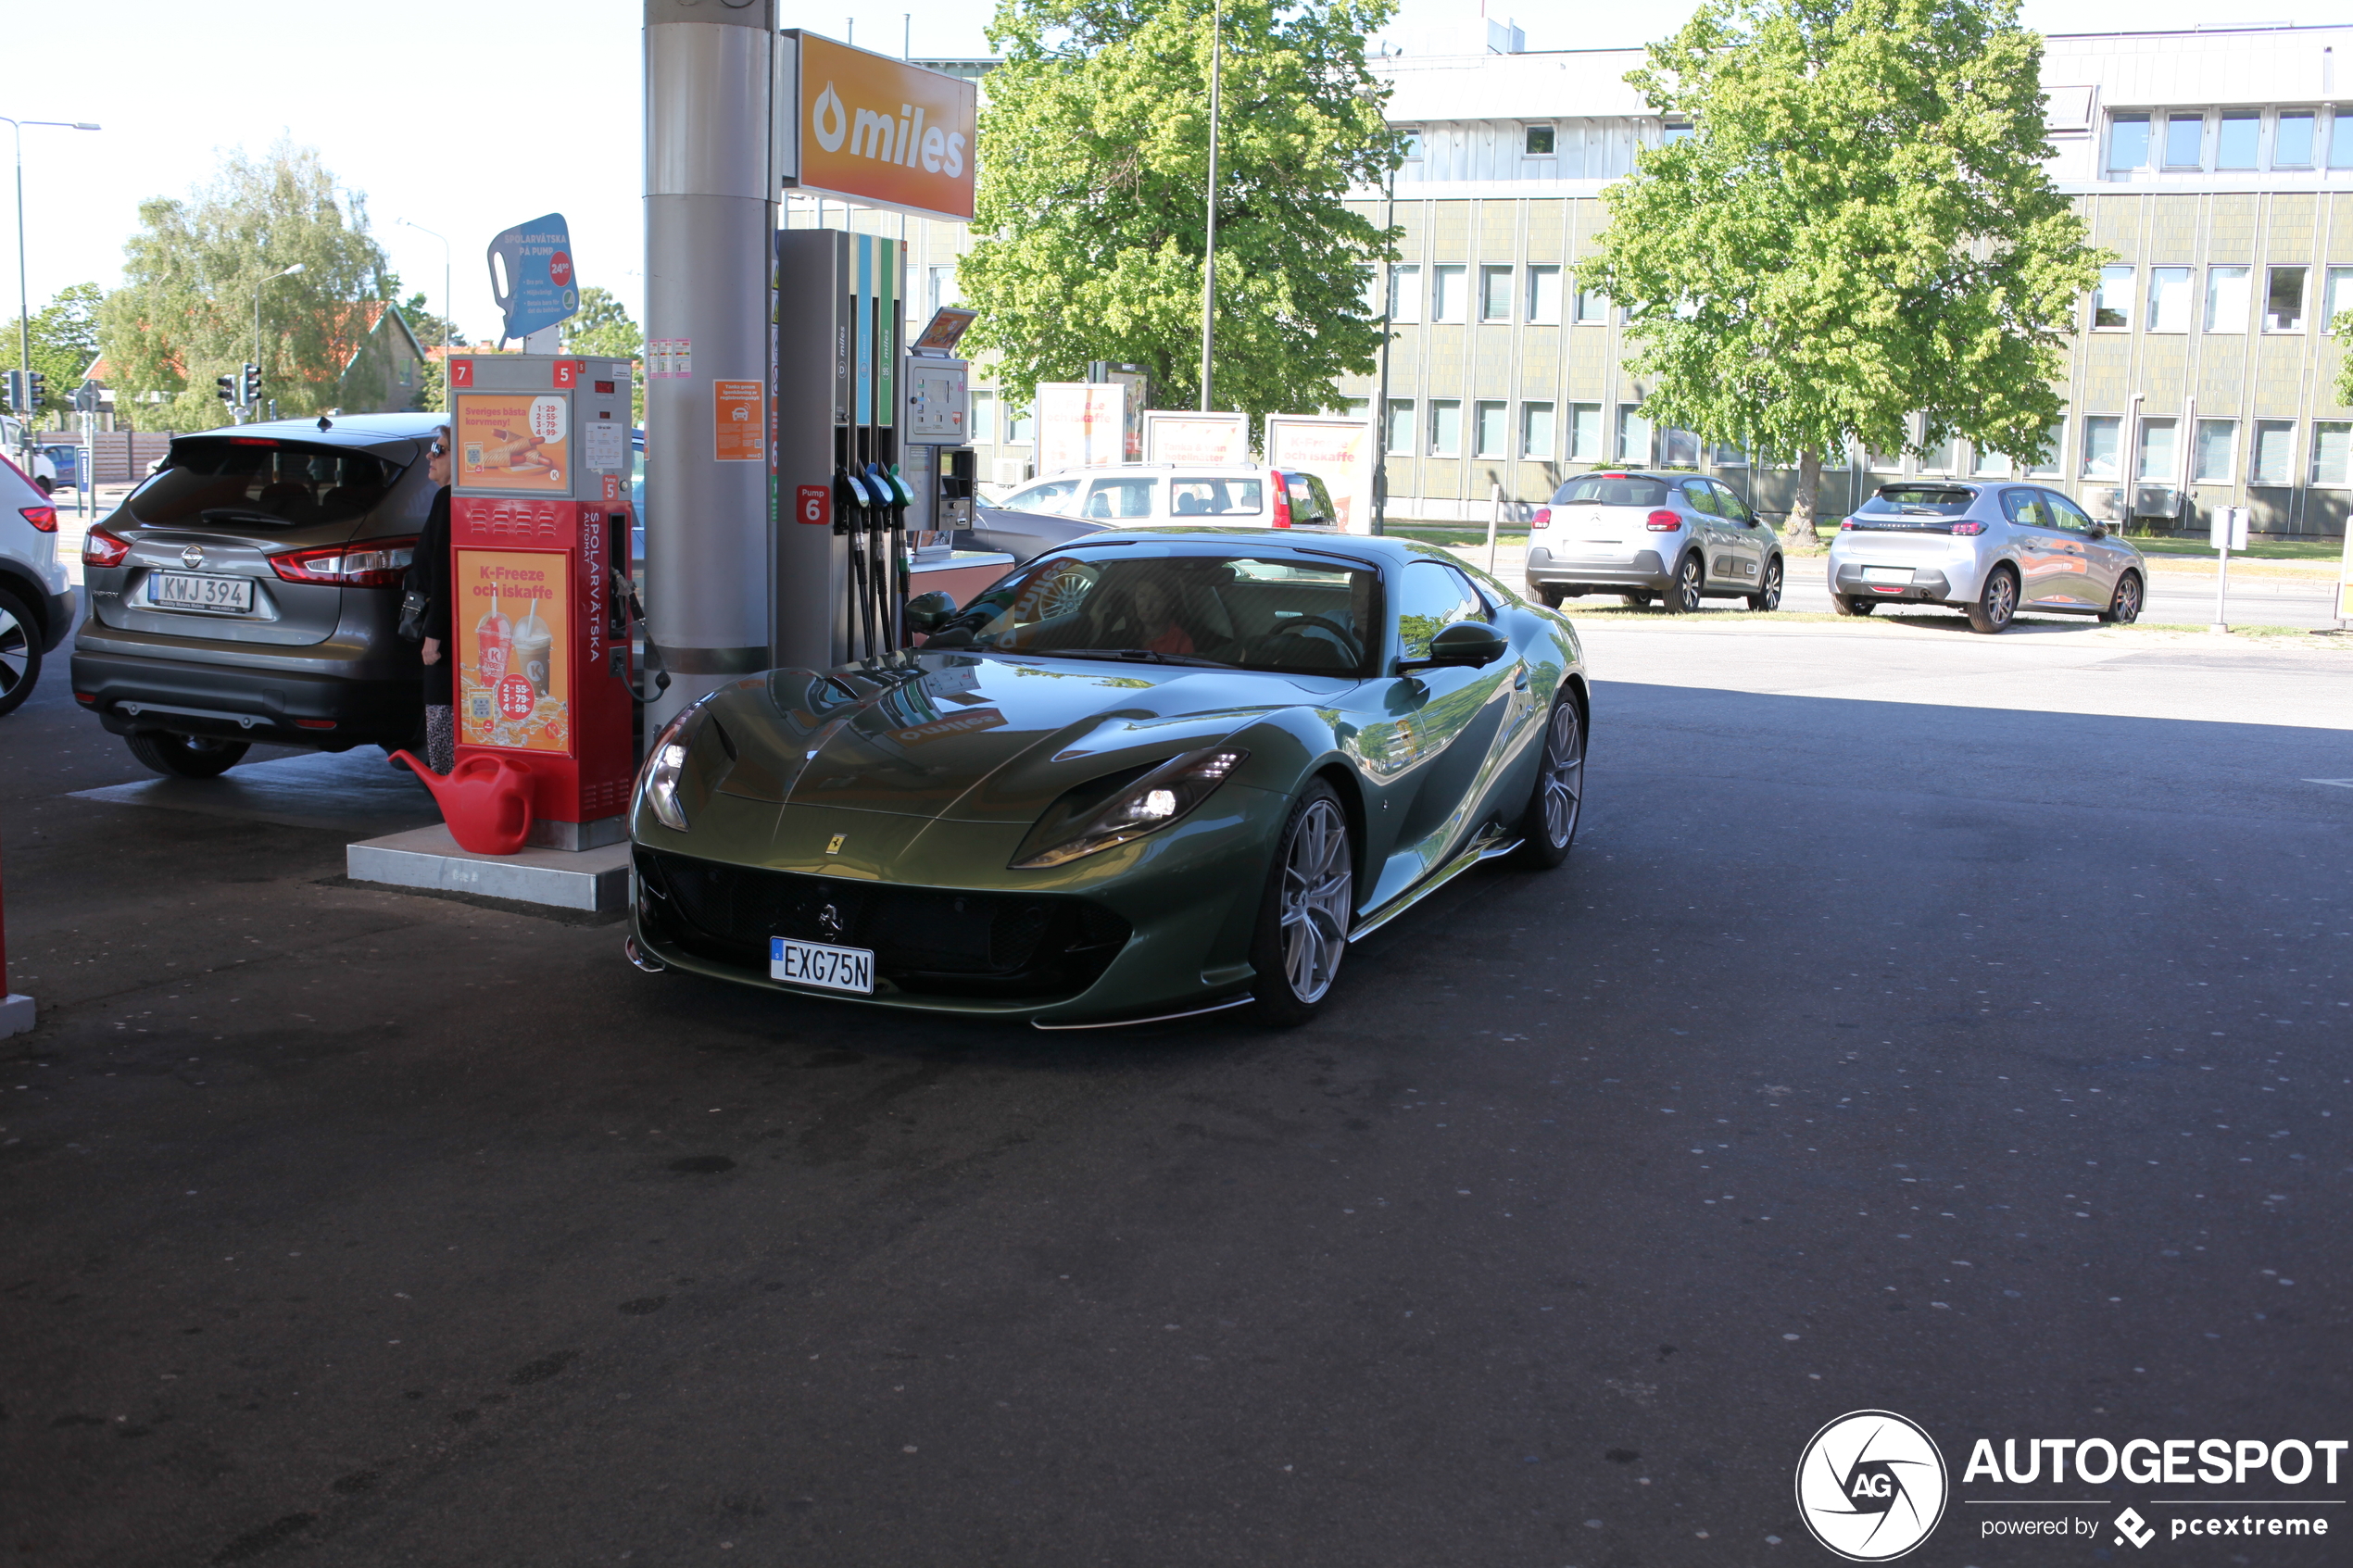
[
  {"x1": 1857, "y1": 485, "x2": 1977, "y2": 518},
  {"x1": 1170, "y1": 477, "x2": 1263, "y2": 516},
  {"x1": 1554, "y1": 474, "x2": 1668, "y2": 508},
  {"x1": 129, "y1": 439, "x2": 409, "y2": 529}
]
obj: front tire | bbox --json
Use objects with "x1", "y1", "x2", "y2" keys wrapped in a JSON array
[
  {"x1": 1746, "y1": 556, "x2": 1783, "y2": 612},
  {"x1": 1660, "y1": 554, "x2": 1705, "y2": 614},
  {"x1": 1536, "y1": 584, "x2": 1567, "y2": 608},
  {"x1": 1510, "y1": 695, "x2": 1584, "y2": 871},
  {"x1": 1831, "y1": 594, "x2": 1876, "y2": 616},
  {"x1": 2100, "y1": 571, "x2": 2143, "y2": 625},
  {"x1": 1968, "y1": 565, "x2": 2020, "y2": 634},
  {"x1": 1249, "y1": 782, "x2": 1353, "y2": 1026},
  {"x1": 126, "y1": 732, "x2": 250, "y2": 778},
  {"x1": 0, "y1": 588, "x2": 39, "y2": 717}
]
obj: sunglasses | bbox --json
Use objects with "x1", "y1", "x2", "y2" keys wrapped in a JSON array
[{"x1": 430, "y1": 443, "x2": 448, "y2": 456}]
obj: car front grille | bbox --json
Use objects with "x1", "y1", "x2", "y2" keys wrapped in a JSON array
[{"x1": 635, "y1": 848, "x2": 1131, "y2": 1001}]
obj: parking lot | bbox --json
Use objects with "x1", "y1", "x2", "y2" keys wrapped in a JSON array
[{"x1": 3, "y1": 609, "x2": 2349, "y2": 1566}]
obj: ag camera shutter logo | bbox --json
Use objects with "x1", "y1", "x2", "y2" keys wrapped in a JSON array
[{"x1": 1796, "y1": 1411, "x2": 1950, "y2": 1561}]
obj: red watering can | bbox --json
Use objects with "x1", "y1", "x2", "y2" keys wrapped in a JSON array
[{"x1": 392, "y1": 752, "x2": 536, "y2": 856}]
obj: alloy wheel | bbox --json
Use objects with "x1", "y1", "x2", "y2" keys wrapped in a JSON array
[
  {"x1": 1539, "y1": 699, "x2": 1584, "y2": 847},
  {"x1": 0, "y1": 605, "x2": 27, "y2": 697},
  {"x1": 1279, "y1": 797, "x2": 1353, "y2": 1004},
  {"x1": 2108, "y1": 574, "x2": 2142, "y2": 624}
]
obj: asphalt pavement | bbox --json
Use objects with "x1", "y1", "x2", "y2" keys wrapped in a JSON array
[{"x1": 2, "y1": 616, "x2": 2348, "y2": 1567}]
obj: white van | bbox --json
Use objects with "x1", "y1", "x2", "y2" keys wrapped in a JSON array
[{"x1": 998, "y1": 464, "x2": 1342, "y2": 532}]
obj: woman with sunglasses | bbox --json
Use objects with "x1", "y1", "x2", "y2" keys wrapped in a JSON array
[{"x1": 401, "y1": 427, "x2": 457, "y2": 772}]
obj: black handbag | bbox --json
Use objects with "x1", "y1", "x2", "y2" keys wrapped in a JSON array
[{"x1": 396, "y1": 587, "x2": 430, "y2": 643}]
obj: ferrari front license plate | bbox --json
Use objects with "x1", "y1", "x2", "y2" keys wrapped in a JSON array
[{"x1": 770, "y1": 936, "x2": 875, "y2": 995}]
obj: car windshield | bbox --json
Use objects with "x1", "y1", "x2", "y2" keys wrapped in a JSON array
[
  {"x1": 129, "y1": 438, "x2": 408, "y2": 529},
  {"x1": 942, "y1": 548, "x2": 1378, "y2": 677},
  {"x1": 1169, "y1": 477, "x2": 1264, "y2": 516},
  {"x1": 1859, "y1": 485, "x2": 1977, "y2": 517},
  {"x1": 1554, "y1": 474, "x2": 1669, "y2": 507}
]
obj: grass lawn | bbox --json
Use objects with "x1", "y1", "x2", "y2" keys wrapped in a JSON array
[
  {"x1": 2120, "y1": 533, "x2": 2344, "y2": 563},
  {"x1": 1551, "y1": 601, "x2": 2344, "y2": 642},
  {"x1": 1387, "y1": 525, "x2": 1530, "y2": 548}
]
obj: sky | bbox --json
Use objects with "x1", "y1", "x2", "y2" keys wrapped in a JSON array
[{"x1": 4, "y1": 0, "x2": 2329, "y2": 349}]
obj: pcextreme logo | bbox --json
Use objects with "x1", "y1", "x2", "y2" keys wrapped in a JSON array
[
  {"x1": 1796, "y1": 1411, "x2": 1951, "y2": 1561},
  {"x1": 793, "y1": 31, "x2": 976, "y2": 220}
]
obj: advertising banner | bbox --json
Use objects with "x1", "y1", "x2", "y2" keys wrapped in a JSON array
[
  {"x1": 454, "y1": 391, "x2": 571, "y2": 493},
  {"x1": 485, "y1": 213, "x2": 577, "y2": 342},
  {"x1": 713, "y1": 380, "x2": 764, "y2": 461},
  {"x1": 783, "y1": 31, "x2": 978, "y2": 222},
  {"x1": 1265, "y1": 415, "x2": 1376, "y2": 533},
  {"x1": 454, "y1": 548, "x2": 572, "y2": 756},
  {"x1": 1143, "y1": 410, "x2": 1251, "y2": 467},
  {"x1": 1036, "y1": 383, "x2": 1129, "y2": 472}
]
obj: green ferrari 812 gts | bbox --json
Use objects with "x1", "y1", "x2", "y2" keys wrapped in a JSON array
[{"x1": 625, "y1": 532, "x2": 1587, "y2": 1027}]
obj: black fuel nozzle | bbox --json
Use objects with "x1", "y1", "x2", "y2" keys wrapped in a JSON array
[{"x1": 835, "y1": 467, "x2": 871, "y2": 533}]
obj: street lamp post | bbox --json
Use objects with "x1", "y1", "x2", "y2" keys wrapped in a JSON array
[
  {"x1": 1198, "y1": 0, "x2": 1223, "y2": 413},
  {"x1": 3, "y1": 116, "x2": 99, "y2": 456},
  {"x1": 398, "y1": 220, "x2": 452, "y2": 348},
  {"x1": 254, "y1": 263, "x2": 305, "y2": 422}
]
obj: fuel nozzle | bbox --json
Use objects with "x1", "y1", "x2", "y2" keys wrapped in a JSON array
[
  {"x1": 834, "y1": 467, "x2": 872, "y2": 533},
  {"x1": 864, "y1": 462, "x2": 912, "y2": 513}
]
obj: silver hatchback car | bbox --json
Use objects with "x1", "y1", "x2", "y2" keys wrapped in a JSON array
[
  {"x1": 1828, "y1": 482, "x2": 2147, "y2": 633},
  {"x1": 1524, "y1": 470, "x2": 1785, "y2": 613}
]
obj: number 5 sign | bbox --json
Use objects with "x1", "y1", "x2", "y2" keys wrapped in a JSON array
[{"x1": 795, "y1": 484, "x2": 830, "y2": 526}]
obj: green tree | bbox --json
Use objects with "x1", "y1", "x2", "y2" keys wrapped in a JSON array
[
  {"x1": 963, "y1": 0, "x2": 1403, "y2": 425},
  {"x1": 1583, "y1": 0, "x2": 2104, "y2": 540},
  {"x1": 390, "y1": 287, "x2": 462, "y2": 351},
  {"x1": 3, "y1": 282, "x2": 106, "y2": 427},
  {"x1": 561, "y1": 286, "x2": 645, "y2": 422},
  {"x1": 98, "y1": 142, "x2": 394, "y2": 428}
]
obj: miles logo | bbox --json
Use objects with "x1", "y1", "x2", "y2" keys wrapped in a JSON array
[{"x1": 811, "y1": 82, "x2": 967, "y2": 176}]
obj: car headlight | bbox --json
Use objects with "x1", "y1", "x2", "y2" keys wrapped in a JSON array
[
  {"x1": 1010, "y1": 746, "x2": 1250, "y2": 869},
  {"x1": 635, "y1": 700, "x2": 710, "y2": 833}
]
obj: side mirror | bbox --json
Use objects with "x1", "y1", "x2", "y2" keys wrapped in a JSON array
[
  {"x1": 2088, "y1": 522, "x2": 2108, "y2": 540},
  {"x1": 1398, "y1": 620, "x2": 1507, "y2": 674},
  {"x1": 904, "y1": 589, "x2": 959, "y2": 633}
]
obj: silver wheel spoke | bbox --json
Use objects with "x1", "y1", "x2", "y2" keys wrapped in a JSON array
[{"x1": 1278, "y1": 798, "x2": 1352, "y2": 1003}]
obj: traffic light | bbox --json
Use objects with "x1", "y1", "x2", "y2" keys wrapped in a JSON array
[
  {"x1": 1, "y1": 370, "x2": 20, "y2": 414},
  {"x1": 25, "y1": 370, "x2": 44, "y2": 410},
  {"x1": 216, "y1": 374, "x2": 236, "y2": 407},
  {"x1": 241, "y1": 363, "x2": 261, "y2": 408}
]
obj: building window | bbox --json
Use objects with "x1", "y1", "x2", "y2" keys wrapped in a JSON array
[
  {"x1": 2192, "y1": 419, "x2": 2236, "y2": 483},
  {"x1": 1662, "y1": 119, "x2": 1695, "y2": 144},
  {"x1": 2217, "y1": 111, "x2": 2259, "y2": 169},
  {"x1": 2081, "y1": 415, "x2": 2121, "y2": 479},
  {"x1": 1567, "y1": 404, "x2": 1601, "y2": 461},
  {"x1": 1432, "y1": 265, "x2": 1467, "y2": 322},
  {"x1": 2135, "y1": 417, "x2": 2177, "y2": 482},
  {"x1": 971, "y1": 388, "x2": 995, "y2": 443},
  {"x1": 2326, "y1": 267, "x2": 2353, "y2": 332},
  {"x1": 1005, "y1": 400, "x2": 1033, "y2": 444},
  {"x1": 2028, "y1": 420, "x2": 2063, "y2": 477},
  {"x1": 1525, "y1": 125, "x2": 1555, "y2": 156},
  {"x1": 1573, "y1": 277, "x2": 1608, "y2": 323},
  {"x1": 1480, "y1": 265, "x2": 1514, "y2": 322},
  {"x1": 1917, "y1": 437, "x2": 1957, "y2": 473},
  {"x1": 1385, "y1": 398, "x2": 1416, "y2": 456},
  {"x1": 2276, "y1": 110, "x2": 2317, "y2": 169},
  {"x1": 2093, "y1": 265, "x2": 2133, "y2": 330},
  {"x1": 2205, "y1": 266, "x2": 2250, "y2": 332},
  {"x1": 2147, "y1": 267, "x2": 2192, "y2": 332},
  {"x1": 1359, "y1": 265, "x2": 1379, "y2": 318},
  {"x1": 1428, "y1": 399, "x2": 1462, "y2": 456},
  {"x1": 1659, "y1": 428, "x2": 1700, "y2": 468},
  {"x1": 2107, "y1": 113, "x2": 2149, "y2": 172},
  {"x1": 2250, "y1": 420, "x2": 2296, "y2": 485},
  {"x1": 1401, "y1": 129, "x2": 1424, "y2": 162},
  {"x1": 1521, "y1": 402, "x2": 1556, "y2": 459},
  {"x1": 2163, "y1": 112, "x2": 2204, "y2": 169},
  {"x1": 1617, "y1": 405, "x2": 1652, "y2": 464},
  {"x1": 926, "y1": 264, "x2": 962, "y2": 313},
  {"x1": 2265, "y1": 264, "x2": 2307, "y2": 332},
  {"x1": 1389, "y1": 265, "x2": 1421, "y2": 322},
  {"x1": 1526, "y1": 265, "x2": 1562, "y2": 324},
  {"x1": 2310, "y1": 420, "x2": 2352, "y2": 485},
  {"x1": 1710, "y1": 442, "x2": 1747, "y2": 468},
  {"x1": 1474, "y1": 401, "x2": 1507, "y2": 458},
  {"x1": 1972, "y1": 444, "x2": 2012, "y2": 477},
  {"x1": 2333, "y1": 110, "x2": 2353, "y2": 169}
]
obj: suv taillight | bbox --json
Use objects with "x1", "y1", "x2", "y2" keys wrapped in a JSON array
[
  {"x1": 269, "y1": 537, "x2": 417, "y2": 588},
  {"x1": 1644, "y1": 509, "x2": 1683, "y2": 532},
  {"x1": 82, "y1": 523, "x2": 131, "y2": 568},
  {"x1": 1270, "y1": 470, "x2": 1292, "y2": 528},
  {"x1": 1530, "y1": 507, "x2": 1552, "y2": 530},
  {"x1": 19, "y1": 505, "x2": 57, "y2": 533}
]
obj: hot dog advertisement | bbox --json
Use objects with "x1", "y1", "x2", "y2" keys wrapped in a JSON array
[{"x1": 453, "y1": 390, "x2": 571, "y2": 493}]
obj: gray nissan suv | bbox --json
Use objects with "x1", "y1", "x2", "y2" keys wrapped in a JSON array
[
  {"x1": 71, "y1": 414, "x2": 440, "y2": 775},
  {"x1": 1523, "y1": 470, "x2": 1785, "y2": 613}
]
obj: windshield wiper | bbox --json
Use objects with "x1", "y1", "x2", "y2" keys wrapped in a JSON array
[{"x1": 1039, "y1": 646, "x2": 1227, "y2": 668}]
